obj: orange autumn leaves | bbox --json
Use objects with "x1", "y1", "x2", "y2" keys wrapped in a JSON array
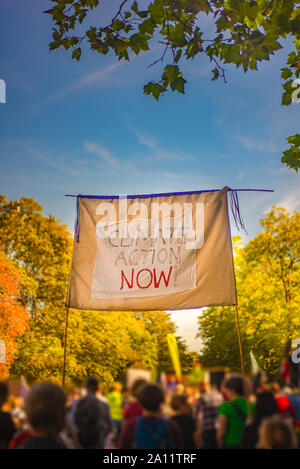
[{"x1": 0, "y1": 249, "x2": 28, "y2": 378}]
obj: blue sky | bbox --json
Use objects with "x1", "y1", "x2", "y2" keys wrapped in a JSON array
[{"x1": 1, "y1": 1, "x2": 299, "y2": 351}]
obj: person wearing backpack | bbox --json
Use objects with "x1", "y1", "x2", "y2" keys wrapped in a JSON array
[
  {"x1": 216, "y1": 373, "x2": 254, "y2": 449},
  {"x1": 70, "y1": 377, "x2": 113, "y2": 449},
  {"x1": 119, "y1": 383, "x2": 183, "y2": 449}
]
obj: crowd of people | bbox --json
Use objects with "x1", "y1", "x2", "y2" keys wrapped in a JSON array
[{"x1": 0, "y1": 373, "x2": 300, "y2": 450}]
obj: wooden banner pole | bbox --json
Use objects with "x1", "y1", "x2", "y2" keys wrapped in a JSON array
[
  {"x1": 62, "y1": 305, "x2": 70, "y2": 387},
  {"x1": 235, "y1": 303, "x2": 245, "y2": 375},
  {"x1": 234, "y1": 303, "x2": 254, "y2": 419}
]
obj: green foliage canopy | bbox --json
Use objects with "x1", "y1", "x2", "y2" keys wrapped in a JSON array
[
  {"x1": 0, "y1": 195, "x2": 192, "y2": 384},
  {"x1": 198, "y1": 206, "x2": 300, "y2": 378}
]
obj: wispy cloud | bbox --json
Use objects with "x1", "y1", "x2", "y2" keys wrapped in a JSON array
[
  {"x1": 129, "y1": 127, "x2": 158, "y2": 149},
  {"x1": 9, "y1": 136, "x2": 217, "y2": 191},
  {"x1": 155, "y1": 148, "x2": 188, "y2": 160},
  {"x1": 83, "y1": 140, "x2": 120, "y2": 170},
  {"x1": 129, "y1": 127, "x2": 193, "y2": 161},
  {"x1": 28, "y1": 145, "x2": 82, "y2": 177},
  {"x1": 236, "y1": 135, "x2": 279, "y2": 153},
  {"x1": 237, "y1": 170, "x2": 246, "y2": 181},
  {"x1": 30, "y1": 61, "x2": 123, "y2": 109},
  {"x1": 135, "y1": 133, "x2": 157, "y2": 149},
  {"x1": 72, "y1": 62, "x2": 122, "y2": 89},
  {"x1": 83, "y1": 139, "x2": 204, "y2": 183},
  {"x1": 276, "y1": 186, "x2": 300, "y2": 212},
  {"x1": 83, "y1": 139, "x2": 147, "y2": 177},
  {"x1": 0, "y1": 137, "x2": 42, "y2": 148},
  {"x1": 161, "y1": 171, "x2": 187, "y2": 179}
]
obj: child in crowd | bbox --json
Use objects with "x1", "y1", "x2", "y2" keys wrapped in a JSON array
[
  {"x1": 119, "y1": 383, "x2": 183, "y2": 449},
  {"x1": 169, "y1": 394, "x2": 196, "y2": 449},
  {"x1": 258, "y1": 414, "x2": 298, "y2": 449},
  {"x1": 22, "y1": 382, "x2": 67, "y2": 449}
]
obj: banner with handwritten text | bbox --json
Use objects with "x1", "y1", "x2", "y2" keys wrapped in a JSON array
[{"x1": 67, "y1": 187, "x2": 236, "y2": 311}]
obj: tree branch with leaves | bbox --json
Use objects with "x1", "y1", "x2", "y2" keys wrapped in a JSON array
[{"x1": 45, "y1": 0, "x2": 300, "y2": 170}]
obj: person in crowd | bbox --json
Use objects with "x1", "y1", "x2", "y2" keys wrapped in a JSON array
[
  {"x1": 216, "y1": 373, "x2": 254, "y2": 449},
  {"x1": 283, "y1": 387, "x2": 300, "y2": 419},
  {"x1": 8, "y1": 395, "x2": 31, "y2": 449},
  {"x1": 162, "y1": 388, "x2": 173, "y2": 419},
  {"x1": 96, "y1": 383, "x2": 109, "y2": 405},
  {"x1": 122, "y1": 379, "x2": 147, "y2": 424},
  {"x1": 241, "y1": 390, "x2": 279, "y2": 449},
  {"x1": 10, "y1": 396, "x2": 26, "y2": 430},
  {"x1": 257, "y1": 414, "x2": 298, "y2": 449},
  {"x1": 9, "y1": 428, "x2": 31, "y2": 449},
  {"x1": 169, "y1": 394, "x2": 196, "y2": 449},
  {"x1": 282, "y1": 386, "x2": 300, "y2": 438},
  {"x1": 166, "y1": 376, "x2": 178, "y2": 393},
  {"x1": 174, "y1": 383, "x2": 186, "y2": 395},
  {"x1": 66, "y1": 388, "x2": 80, "y2": 411},
  {"x1": 119, "y1": 383, "x2": 183, "y2": 449},
  {"x1": 185, "y1": 386, "x2": 199, "y2": 409},
  {"x1": 196, "y1": 381, "x2": 224, "y2": 449},
  {"x1": 107, "y1": 382, "x2": 123, "y2": 445},
  {"x1": 21, "y1": 382, "x2": 67, "y2": 449},
  {"x1": 269, "y1": 382, "x2": 297, "y2": 425},
  {"x1": 68, "y1": 376, "x2": 113, "y2": 449},
  {"x1": 0, "y1": 382, "x2": 16, "y2": 449}
]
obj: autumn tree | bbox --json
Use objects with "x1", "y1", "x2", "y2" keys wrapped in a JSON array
[
  {"x1": 0, "y1": 196, "x2": 155, "y2": 383},
  {"x1": 0, "y1": 195, "x2": 73, "y2": 381},
  {"x1": 0, "y1": 249, "x2": 28, "y2": 379},
  {"x1": 198, "y1": 207, "x2": 300, "y2": 378},
  {"x1": 0, "y1": 195, "x2": 190, "y2": 385},
  {"x1": 0, "y1": 195, "x2": 72, "y2": 335},
  {"x1": 46, "y1": 0, "x2": 300, "y2": 170}
]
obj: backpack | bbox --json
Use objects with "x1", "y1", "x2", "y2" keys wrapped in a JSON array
[
  {"x1": 74, "y1": 396, "x2": 102, "y2": 448},
  {"x1": 133, "y1": 417, "x2": 175, "y2": 449}
]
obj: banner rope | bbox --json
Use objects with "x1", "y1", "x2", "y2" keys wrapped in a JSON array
[
  {"x1": 66, "y1": 188, "x2": 273, "y2": 199},
  {"x1": 74, "y1": 196, "x2": 80, "y2": 242},
  {"x1": 229, "y1": 189, "x2": 248, "y2": 234}
]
